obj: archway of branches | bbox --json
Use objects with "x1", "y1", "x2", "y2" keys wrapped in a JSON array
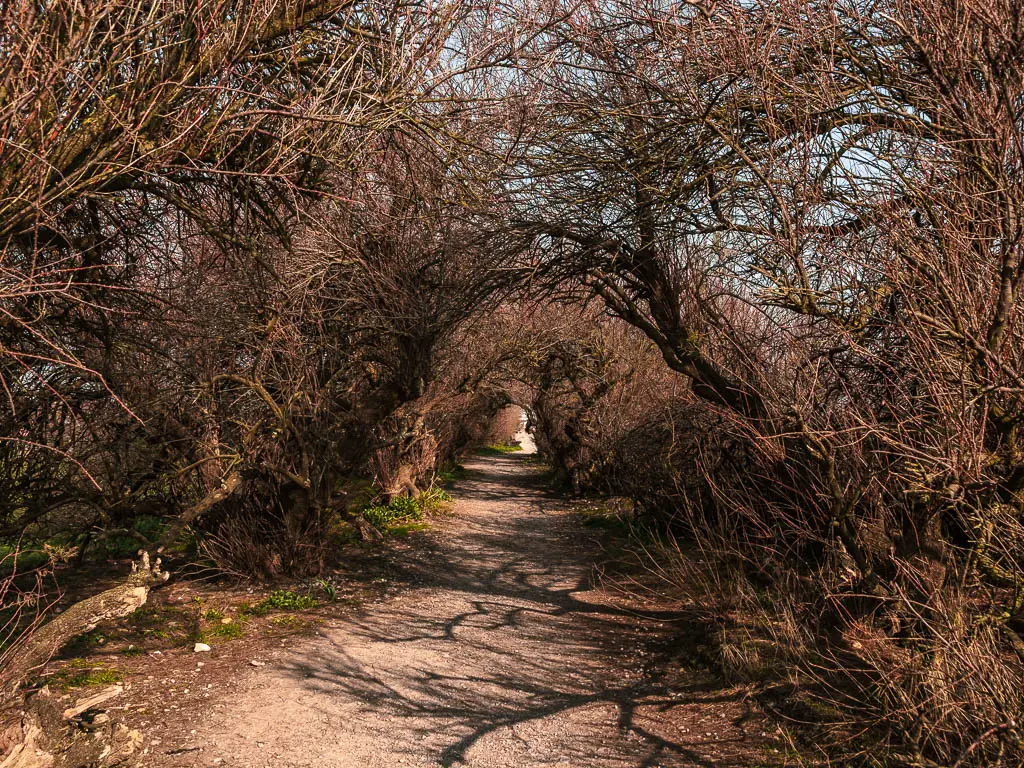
[{"x1": 3, "y1": 1, "x2": 1024, "y2": 763}]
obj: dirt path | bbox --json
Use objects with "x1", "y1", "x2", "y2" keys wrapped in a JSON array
[{"x1": 147, "y1": 452, "x2": 768, "y2": 768}]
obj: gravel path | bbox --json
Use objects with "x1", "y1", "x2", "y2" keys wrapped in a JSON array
[{"x1": 153, "y1": 449, "x2": 765, "y2": 768}]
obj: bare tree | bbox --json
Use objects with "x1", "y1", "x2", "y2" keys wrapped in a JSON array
[{"x1": 496, "y1": 0, "x2": 1024, "y2": 762}]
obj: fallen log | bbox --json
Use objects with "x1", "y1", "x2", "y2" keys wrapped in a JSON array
[
  {"x1": 2, "y1": 553, "x2": 168, "y2": 703},
  {"x1": 60, "y1": 686, "x2": 122, "y2": 721},
  {"x1": 0, "y1": 555, "x2": 165, "y2": 767}
]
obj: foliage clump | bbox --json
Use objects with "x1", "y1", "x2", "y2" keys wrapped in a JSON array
[
  {"x1": 241, "y1": 590, "x2": 318, "y2": 617},
  {"x1": 361, "y1": 487, "x2": 452, "y2": 532}
]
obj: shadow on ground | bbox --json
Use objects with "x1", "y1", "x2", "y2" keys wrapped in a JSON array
[{"x1": 257, "y1": 453, "x2": 767, "y2": 768}]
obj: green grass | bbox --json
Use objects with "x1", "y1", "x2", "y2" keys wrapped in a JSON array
[
  {"x1": 477, "y1": 443, "x2": 523, "y2": 456},
  {"x1": 99, "y1": 515, "x2": 166, "y2": 558},
  {"x1": 125, "y1": 604, "x2": 191, "y2": 646},
  {"x1": 259, "y1": 589, "x2": 317, "y2": 611},
  {"x1": 0, "y1": 545, "x2": 52, "y2": 573},
  {"x1": 572, "y1": 498, "x2": 666, "y2": 547},
  {"x1": 418, "y1": 486, "x2": 452, "y2": 513},
  {"x1": 576, "y1": 501, "x2": 633, "y2": 531},
  {"x1": 315, "y1": 577, "x2": 338, "y2": 601},
  {"x1": 436, "y1": 463, "x2": 467, "y2": 485},
  {"x1": 335, "y1": 471, "x2": 459, "y2": 539}
]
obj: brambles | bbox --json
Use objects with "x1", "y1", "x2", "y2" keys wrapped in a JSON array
[{"x1": 490, "y1": 0, "x2": 1024, "y2": 762}]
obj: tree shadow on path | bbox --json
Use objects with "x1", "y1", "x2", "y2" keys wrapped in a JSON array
[{"x1": 276, "y1": 453, "x2": 767, "y2": 767}]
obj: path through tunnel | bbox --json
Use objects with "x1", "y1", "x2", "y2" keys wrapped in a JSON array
[{"x1": 140, "y1": 445, "x2": 766, "y2": 768}]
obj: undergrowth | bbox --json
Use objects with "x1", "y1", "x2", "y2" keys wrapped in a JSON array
[
  {"x1": 361, "y1": 487, "x2": 453, "y2": 532},
  {"x1": 436, "y1": 463, "x2": 467, "y2": 485},
  {"x1": 240, "y1": 590, "x2": 318, "y2": 616}
]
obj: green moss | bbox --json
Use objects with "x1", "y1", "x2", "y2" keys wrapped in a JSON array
[
  {"x1": 47, "y1": 662, "x2": 122, "y2": 691},
  {"x1": 327, "y1": 523, "x2": 358, "y2": 548},
  {"x1": 335, "y1": 477, "x2": 378, "y2": 515},
  {"x1": 102, "y1": 518, "x2": 159, "y2": 557},
  {"x1": 0, "y1": 546, "x2": 51, "y2": 574},
  {"x1": 388, "y1": 521, "x2": 431, "y2": 536},
  {"x1": 418, "y1": 487, "x2": 452, "y2": 513}
]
